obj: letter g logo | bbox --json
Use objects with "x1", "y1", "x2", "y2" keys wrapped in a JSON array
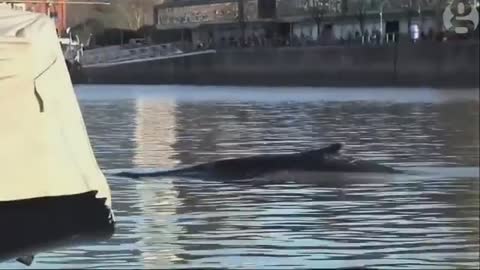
[{"x1": 443, "y1": 0, "x2": 479, "y2": 34}]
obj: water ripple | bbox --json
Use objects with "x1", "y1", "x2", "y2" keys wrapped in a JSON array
[{"x1": 2, "y1": 87, "x2": 478, "y2": 270}]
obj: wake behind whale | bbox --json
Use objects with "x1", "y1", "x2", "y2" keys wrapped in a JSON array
[{"x1": 113, "y1": 143, "x2": 400, "y2": 183}]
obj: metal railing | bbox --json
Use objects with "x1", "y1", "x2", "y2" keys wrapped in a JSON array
[{"x1": 80, "y1": 43, "x2": 185, "y2": 65}]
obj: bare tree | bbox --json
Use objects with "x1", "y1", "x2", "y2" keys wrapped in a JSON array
[
  {"x1": 403, "y1": 0, "x2": 418, "y2": 38},
  {"x1": 434, "y1": 0, "x2": 448, "y2": 32},
  {"x1": 402, "y1": 0, "x2": 433, "y2": 39},
  {"x1": 304, "y1": 0, "x2": 332, "y2": 40},
  {"x1": 237, "y1": 0, "x2": 246, "y2": 45},
  {"x1": 111, "y1": 0, "x2": 154, "y2": 30},
  {"x1": 337, "y1": 0, "x2": 349, "y2": 38},
  {"x1": 340, "y1": 0, "x2": 349, "y2": 14},
  {"x1": 354, "y1": 0, "x2": 368, "y2": 36}
]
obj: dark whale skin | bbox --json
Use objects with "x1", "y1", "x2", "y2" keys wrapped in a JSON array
[{"x1": 113, "y1": 143, "x2": 399, "y2": 181}]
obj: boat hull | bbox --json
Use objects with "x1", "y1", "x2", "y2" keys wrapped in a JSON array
[{"x1": 0, "y1": 191, "x2": 114, "y2": 263}]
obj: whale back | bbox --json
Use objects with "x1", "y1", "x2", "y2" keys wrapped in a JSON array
[
  {"x1": 111, "y1": 142, "x2": 399, "y2": 181},
  {"x1": 184, "y1": 144, "x2": 342, "y2": 179}
]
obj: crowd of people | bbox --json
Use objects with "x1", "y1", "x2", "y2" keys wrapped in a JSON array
[{"x1": 192, "y1": 26, "x2": 476, "y2": 51}]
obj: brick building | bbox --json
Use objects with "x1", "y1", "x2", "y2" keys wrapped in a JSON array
[
  {"x1": 22, "y1": 0, "x2": 68, "y2": 34},
  {"x1": 3, "y1": 0, "x2": 114, "y2": 36}
]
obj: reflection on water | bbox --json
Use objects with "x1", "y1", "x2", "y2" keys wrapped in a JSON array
[{"x1": 2, "y1": 86, "x2": 478, "y2": 269}]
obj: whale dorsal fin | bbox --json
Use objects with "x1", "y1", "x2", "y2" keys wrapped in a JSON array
[
  {"x1": 323, "y1": 143, "x2": 343, "y2": 154},
  {"x1": 301, "y1": 143, "x2": 343, "y2": 157}
]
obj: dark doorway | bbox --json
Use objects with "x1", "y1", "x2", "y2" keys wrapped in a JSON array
[
  {"x1": 322, "y1": 23, "x2": 334, "y2": 41},
  {"x1": 278, "y1": 23, "x2": 291, "y2": 40},
  {"x1": 258, "y1": 0, "x2": 276, "y2": 19},
  {"x1": 385, "y1": 21, "x2": 399, "y2": 34}
]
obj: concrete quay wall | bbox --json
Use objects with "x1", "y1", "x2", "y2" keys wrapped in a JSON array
[{"x1": 81, "y1": 41, "x2": 479, "y2": 88}]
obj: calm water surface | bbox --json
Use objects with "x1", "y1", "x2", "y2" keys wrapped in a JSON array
[{"x1": 2, "y1": 86, "x2": 479, "y2": 269}]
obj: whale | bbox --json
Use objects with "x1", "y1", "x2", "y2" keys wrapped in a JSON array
[{"x1": 113, "y1": 143, "x2": 400, "y2": 182}]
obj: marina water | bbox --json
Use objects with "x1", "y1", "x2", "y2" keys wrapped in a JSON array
[{"x1": 2, "y1": 85, "x2": 478, "y2": 269}]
